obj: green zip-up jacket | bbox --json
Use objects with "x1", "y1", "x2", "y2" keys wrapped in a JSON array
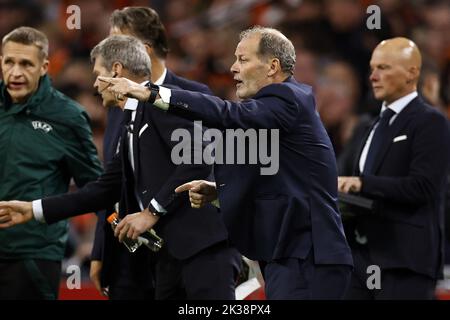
[{"x1": 0, "y1": 75, "x2": 102, "y2": 261}]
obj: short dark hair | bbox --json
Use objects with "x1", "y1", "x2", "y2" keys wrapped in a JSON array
[
  {"x1": 110, "y1": 7, "x2": 169, "y2": 58},
  {"x1": 2, "y1": 26, "x2": 48, "y2": 60}
]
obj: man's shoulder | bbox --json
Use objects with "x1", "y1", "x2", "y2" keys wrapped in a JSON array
[
  {"x1": 405, "y1": 98, "x2": 450, "y2": 137},
  {"x1": 43, "y1": 88, "x2": 90, "y2": 125},
  {"x1": 257, "y1": 78, "x2": 313, "y2": 101},
  {"x1": 410, "y1": 97, "x2": 447, "y2": 123},
  {"x1": 164, "y1": 70, "x2": 212, "y2": 94}
]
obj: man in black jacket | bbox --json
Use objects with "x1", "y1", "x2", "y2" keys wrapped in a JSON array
[{"x1": 91, "y1": 7, "x2": 240, "y2": 299}]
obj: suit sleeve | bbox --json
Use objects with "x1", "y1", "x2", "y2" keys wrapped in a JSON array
[
  {"x1": 90, "y1": 210, "x2": 105, "y2": 261},
  {"x1": 361, "y1": 112, "x2": 450, "y2": 205},
  {"x1": 42, "y1": 154, "x2": 123, "y2": 224},
  {"x1": 148, "y1": 108, "x2": 212, "y2": 213},
  {"x1": 166, "y1": 83, "x2": 300, "y2": 131}
]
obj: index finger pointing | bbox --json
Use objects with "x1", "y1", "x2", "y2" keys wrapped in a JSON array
[
  {"x1": 97, "y1": 76, "x2": 117, "y2": 84},
  {"x1": 175, "y1": 182, "x2": 195, "y2": 193}
]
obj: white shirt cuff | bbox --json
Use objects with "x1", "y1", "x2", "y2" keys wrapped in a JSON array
[
  {"x1": 32, "y1": 200, "x2": 46, "y2": 223},
  {"x1": 158, "y1": 86, "x2": 171, "y2": 103},
  {"x1": 151, "y1": 198, "x2": 167, "y2": 214}
]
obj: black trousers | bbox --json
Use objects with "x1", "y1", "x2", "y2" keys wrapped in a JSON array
[
  {"x1": 259, "y1": 250, "x2": 352, "y2": 300},
  {"x1": 345, "y1": 245, "x2": 436, "y2": 300},
  {"x1": 0, "y1": 259, "x2": 61, "y2": 300},
  {"x1": 108, "y1": 284, "x2": 155, "y2": 300},
  {"x1": 107, "y1": 244, "x2": 156, "y2": 300},
  {"x1": 155, "y1": 241, "x2": 240, "y2": 300}
]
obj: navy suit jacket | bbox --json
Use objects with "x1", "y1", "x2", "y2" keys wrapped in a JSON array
[
  {"x1": 166, "y1": 76, "x2": 353, "y2": 265},
  {"x1": 350, "y1": 97, "x2": 450, "y2": 278}
]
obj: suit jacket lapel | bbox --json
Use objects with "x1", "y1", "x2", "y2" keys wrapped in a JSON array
[
  {"x1": 370, "y1": 97, "x2": 421, "y2": 174},
  {"x1": 132, "y1": 102, "x2": 145, "y2": 183},
  {"x1": 354, "y1": 118, "x2": 378, "y2": 176}
]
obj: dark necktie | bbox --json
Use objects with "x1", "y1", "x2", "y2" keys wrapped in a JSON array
[
  {"x1": 363, "y1": 108, "x2": 396, "y2": 174},
  {"x1": 123, "y1": 109, "x2": 134, "y2": 134}
]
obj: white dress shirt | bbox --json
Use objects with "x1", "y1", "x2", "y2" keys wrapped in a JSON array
[{"x1": 359, "y1": 91, "x2": 418, "y2": 173}]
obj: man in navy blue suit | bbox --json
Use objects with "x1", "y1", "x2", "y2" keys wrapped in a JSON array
[
  {"x1": 99, "y1": 26, "x2": 353, "y2": 300},
  {"x1": 338, "y1": 38, "x2": 450, "y2": 299},
  {"x1": 90, "y1": 7, "x2": 241, "y2": 299}
]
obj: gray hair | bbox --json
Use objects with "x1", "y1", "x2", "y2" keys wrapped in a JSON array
[
  {"x1": 240, "y1": 26, "x2": 296, "y2": 75},
  {"x1": 2, "y1": 26, "x2": 48, "y2": 60},
  {"x1": 90, "y1": 35, "x2": 151, "y2": 77}
]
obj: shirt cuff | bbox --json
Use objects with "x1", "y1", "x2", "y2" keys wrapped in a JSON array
[
  {"x1": 150, "y1": 198, "x2": 167, "y2": 214},
  {"x1": 158, "y1": 86, "x2": 171, "y2": 103},
  {"x1": 153, "y1": 86, "x2": 171, "y2": 111},
  {"x1": 32, "y1": 200, "x2": 46, "y2": 223}
]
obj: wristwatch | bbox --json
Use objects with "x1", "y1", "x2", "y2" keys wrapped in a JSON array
[
  {"x1": 148, "y1": 202, "x2": 165, "y2": 217},
  {"x1": 145, "y1": 82, "x2": 159, "y2": 104}
]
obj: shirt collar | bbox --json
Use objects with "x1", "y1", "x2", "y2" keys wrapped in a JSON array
[
  {"x1": 124, "y1": 80, "x2": 149, "y2": 111},
  {"x1": 154, "y1": 68, "x2": 167, "y2": 85},
  {"x1": 381, "y1": 91, "x2": 418, "y2": 115}
]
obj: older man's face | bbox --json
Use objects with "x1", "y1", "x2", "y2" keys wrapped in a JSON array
[
  {"x1": 230, "y1": 34, "x2": 272, "y2": 99},
  {"x1": 92, "y1": 57, "x2": 117, "y2": 107}
]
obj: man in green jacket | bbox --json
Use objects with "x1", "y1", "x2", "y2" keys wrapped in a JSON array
[{"x1": 0, "y1": 27, "x2": 102, "y2": 299}]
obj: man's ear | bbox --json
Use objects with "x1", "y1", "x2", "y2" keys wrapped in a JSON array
[
  {"x1": 144, "y1": 44, "x2": 154, "y2": 58},
  {"x1": 112, "y1": 61, "x2": 124, "y2": 77},
  {"x1": 40, "y1": 59, "x2": 49, "y2": 76},
  {"x1": 267, "y1": 58, "x2": 281, "y2": 77},
  {"x1": 407, "y1": 66, "x2": 420, "y2": 84}
]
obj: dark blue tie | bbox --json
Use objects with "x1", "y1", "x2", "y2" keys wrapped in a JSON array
[
  {"x1": 123, "y1": 109, "x2": 134, "y2": 134},
  {"x1": 363, "y1": 108, "x2": 396, "y2": 174}
]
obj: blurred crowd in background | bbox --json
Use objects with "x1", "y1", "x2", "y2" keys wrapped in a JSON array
[{"x1": 0, "y1": 0, "x2": 449, "y2": 282}]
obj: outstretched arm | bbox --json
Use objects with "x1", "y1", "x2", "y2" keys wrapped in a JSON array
[{"x1": 97, "y1": 76, "x2": 300, "y2": 131}]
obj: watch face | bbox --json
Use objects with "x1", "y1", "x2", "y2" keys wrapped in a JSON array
[{"x1": 147, "y1": 85, "x2": 159, "y2": 103}]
